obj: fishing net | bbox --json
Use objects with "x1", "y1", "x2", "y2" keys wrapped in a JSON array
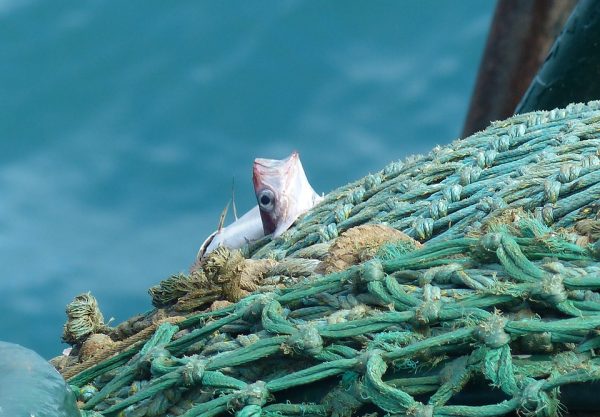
[{"x1": 54, "y1": 101, "x2": 600, "y2": 417}]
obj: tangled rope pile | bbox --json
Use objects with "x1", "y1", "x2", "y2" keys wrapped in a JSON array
[{"x1": 58, "y1": 101, "x2": 600, "y2": 417}]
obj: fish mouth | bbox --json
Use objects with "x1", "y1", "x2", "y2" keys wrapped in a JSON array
[{"x1": 252, "y1": 151, "x2": 299, "y2": 190}]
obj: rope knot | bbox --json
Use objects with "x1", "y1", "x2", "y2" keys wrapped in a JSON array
[
  {"x1": 334, "y1": 204, "x2": 353, "y2": 223},
  {"x1": 477, "y1": 233, "x2": 502, "y2": 254},
  {"x1": 318, "y1": 223, "x2": 338, "y2": 242},
  {"x1": 364, "y1": 173, "x2": 383, "y2": 191},
  {"x1": 476, "y1": 196, "x2": 506, "y2": 213},
  {"x1": 347, "y1": 187, "x2": 365, "y2": 205},
  {"x1": 358, "y1": 259, "x2": 385, "y2": 284},
  {"x1": 409, "y1": 404, "x2": 434, "y2": 417},
  {"x1": 412, "y1": 217, "x2": 433, "y2": 241},
  {"x1": 549, "y1": 108, "x2": 566, "y2": 120},
  {"x1": 519, "y1": 379, "x2": 554, "y2": 417},
  {"x1": 582, "y1": 154, "x2": 600, "y2": 168},
  {"x1": 490, "y1": 134, "x2": 511, "y2": 151},
  {"x1": 384, "y1": 160, "x2": 404, "y2": 177},
  {"x1": 138, "y1": 346, "x2": 170, "y2": 377},
  {"x1": 285, "y1": 324, "x2": 324, "y2": 356},
  {"x1": 428, "y1": 199, "x2": 448, "y2": 220},
  {"x1": 558, "y1": 163, "x2": 581, "y2": 183},
  {"x1": 413, "y1": 285, "x2": 441, "y2": 325},
  {"x1": 238, "y1": 381, "x2": 270, "y2": 407},
  {"x1": 475, "y1": 312, "x2": 510, "y2": 348},
  {"x1": 534, "y1": 204, "x2": 554, "y2": 225},
  {"x1": 442, "y1": 184, "x2": 462, "y2": 202},
  {"x1": 397, "y1": 179, "x2": 419, "y2": 193},
  {"x1": 150, "y1": 352, "x2": 180, "y2": 377},
  {"x1": 182, "y1": 356, "x2": 206, "y2": 387},
  {"x1": 459, "y1": 165, "x2": 482, "y2": 186},
  {"x1": 526, "y1": 113, "x2": 546, "y2": 127},
  {"x1": 354, "y1": 349, "x2": 382, "y2": 372},
  {"x1": 420, "y1": 264, "x2": 463, "y2": 286},
  {"x1": 475, "y1": 149, "x2": 497, "y2": 168},
  {"x1": 508, "y1": 123, "x2": 526, "y2": 137},
  {"x1": 237, "y1": 293, "x2": 276, "y2": 322},
  {"x1": 77, "y1": 384, "x2": 98, "y2": 402},
  {"x1": 534, "y1": 275, "x2": 567, "y2": 305},
  {"x1": 544, "y1": 180, "x2": 561, "y2": 203}
]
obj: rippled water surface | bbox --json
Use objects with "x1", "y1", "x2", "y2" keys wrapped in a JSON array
[{"x1": 0, "y1": 1, "x2": 494, "y2": 358}]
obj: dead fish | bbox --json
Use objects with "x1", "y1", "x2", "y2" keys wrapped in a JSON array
[
  {"x1": 254, "y1": 151, "x2": 322, "y2": 236},
  {"x1": 197, "y1": 151, "x2": 322, "y2": 259}
]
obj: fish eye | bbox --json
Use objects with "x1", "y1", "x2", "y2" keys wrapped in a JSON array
[{"x1": 258, "y1": 189, "x2": 275, "y2": 211}]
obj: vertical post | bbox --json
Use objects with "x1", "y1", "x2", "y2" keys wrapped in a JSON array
[{"x1": 462, "y1": 0, "x2": 576, "y2": 137}]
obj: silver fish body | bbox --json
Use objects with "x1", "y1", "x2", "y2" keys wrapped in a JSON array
[
  {"x1": 199, "y1": 206, "x2": 264, "y2": 256},
  {"x1": 197, "y1": 152, "x2": 321, "y2": 260}
]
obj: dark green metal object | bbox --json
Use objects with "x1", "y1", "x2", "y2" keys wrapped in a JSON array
[{"x1": 516, "y1": 0, "x2": 600, "y2": 113}]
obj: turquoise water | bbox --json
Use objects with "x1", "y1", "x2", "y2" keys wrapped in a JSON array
[{"x1": 0, "y1": 1, "x2": 494, "y2": 358}]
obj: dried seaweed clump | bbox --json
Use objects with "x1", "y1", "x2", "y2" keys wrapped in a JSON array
[
  {"x1": 202, "y1": 246, "x2": 276, "y2": 302},
  {"x1": 318, "y1": 223, "x2": 421, "y2": 273},
  {"x1": 150, "y1": 247, "x2": 277, "y2": 312},
  {"x1": 62, "y1": 292, "x2": 109, "y2": 345},
  {"x1": 148, "y1": 271, "x2": 209, "y2": 308}
]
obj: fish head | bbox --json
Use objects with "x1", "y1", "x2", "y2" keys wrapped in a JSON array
[{"x1": 253, "y1": 151, "x2": 320, "y2": 237}]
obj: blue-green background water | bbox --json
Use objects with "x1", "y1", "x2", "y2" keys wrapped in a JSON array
[{"x1": 0, "y1": 1, "x2": 494, "y2": 358}]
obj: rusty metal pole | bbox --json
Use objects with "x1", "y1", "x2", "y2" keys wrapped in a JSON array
[{"x1": 461, "y1": 0, "x2": 576, "y2": 137}]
